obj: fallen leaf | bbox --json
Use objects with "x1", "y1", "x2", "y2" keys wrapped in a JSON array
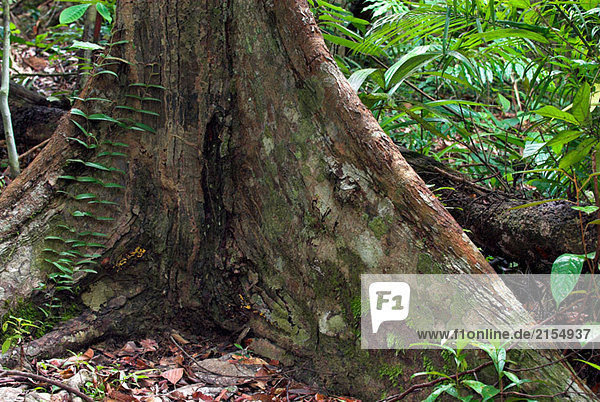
[
  {"x1": 65, "y1": 348, "x2": 93, "y2": 364},
  {"x1": 58, "y1": 367, "x2": 75, "y2": 379},
  {"x1": 193, "y1": 391, "x2": 215, "y2": 401},
  {"x1": 215, "y1": 388, "x2": 229, "y2": 401},
  {"x1": 250, "y1": 380, "x2": 267, "y2": 390},
  {"x1": 236, "y1": 356, "x2": 268, "y2": 365},
  {"x1": 161, "y1": 367, "x2": 184, "y2": 385},
  {"x1": 107, "y1": 389, "x2": 136, "y2": 401},
  {"x1": 140, "y1": 339, "x2": 158, "y2": 353},
  {"x1": 120, "y1": 341, "x2": 141, "y2": 355}
]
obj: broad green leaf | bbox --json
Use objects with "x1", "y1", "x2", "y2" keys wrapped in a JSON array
[
  {"x1": 2, "y1": 338, "x2": 12, "y2": 354},
  {"x1": 96, "y1": 2, "x2": 112, "y2": 23},
  {"x1": 67, "y1": 159, "x2": 125, "y2": 174},
  {"x1": 572, "y1": 205, "x2": 599, "y2": 214},
  {"x1": 93, "y1": 70, "x2": 118, "y2": 78},
  {"x1": 70, "y1": 108, "x2": 88, "y2": 119},
  {"x1": 461, "y1": 380, "x2": 500, "y2": 400},
  {"x1": 411, "y1": 371, "x2": 452, "y2": 380},
  {"x1": 503, "y1": 370, "x2": 520, "y2": 384},
  {"x1": 72, "y1": 210, "x2": 94, "y2": 218},
  {"x1": 534, "y1": 105, "x2": 578, "y2": 125},
  {"x1": 102, "y1": 140, "x2": 129, "y2": 147},
  {"x1": 88, "y1": 113, "x2": 120, "y2": 124},
  {"x1": 546, "y1": 130, "x2": 582, "y2": 148},
  {"x1": 102, "y1": 182, "x2": 125, "y2": 189},
  {"x1": 522, "y1": 142, "x2": 545, "y2": 158},
  {"x1": 551, "y1": 254, "x2": 585, "y2": 307},
  {"x1": 581, "y1": 0, "x2": 600, "y2": 10},
  {"x1": 44, "y1": 236, "x2": 64, "y2": 241},
  {"x1": 131, "y1": 122, "x2": 157, "y2": 133},
  {"x1": 498, "y1": 93, "x2": 511, "y2": 112},
  {"x1": 424, "y1": 384, "x2": 454, "y2": 402},
  {"x1": 496, "y1": 348, "x2": 506, "y2": 374},
  {"x1": 559, "y1": 138, "x2": 597, "y2": 170},
  {"x1": 347, "y1": 68, "x2": 378, "y2": 92},
  {"x1": 88, "y1": 200, "x2": 119, "y2": 205},
  {"x1": 385, "y1": 46, "x2": 441, "y2": 93},
  {"x1": 70, "y1": 40, "x2": 104, "y2": 51},
  {"x1": 59, "y1": 4, "x2": 90, "y2": 24},
  {"x1": 572, "y1": 83, "x2": 591, "y2": 124}
]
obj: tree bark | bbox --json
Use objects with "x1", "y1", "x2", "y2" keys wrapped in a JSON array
[{"x1": 0, "y1": 1, "x2": 593, "y2": 399}]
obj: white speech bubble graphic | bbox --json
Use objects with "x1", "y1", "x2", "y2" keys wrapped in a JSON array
[{"x1": 369, "y1": 282, "x2": 410, "y2": 333}]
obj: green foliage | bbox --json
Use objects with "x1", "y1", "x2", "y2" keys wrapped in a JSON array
[
  {"x1": 2, "y1": 315, "x2": 39, "y2": 354},
  {"x1": 319, "y1": 0, "x2": 600, "y2": 197},
  {"x1": 58, "y1": 1, "x2": 116, "y2": 25},
  {"x1": 379, "y1": 363, "x2": 404, "y2": 387},
  {"x1": 411, "y1": 342, "x2": 529, "y2": 401},
  {"x1": 550, "y1": 253, "x2": 586, "y2": 307},
  {"x1": 318, "y1": 0, "x2": 600, "y2": 292}
]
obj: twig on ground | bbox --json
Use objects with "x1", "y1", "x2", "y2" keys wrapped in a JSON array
[
  {"x1": 18, "y1": 138, "x2": 50, "y2": 160},
  {"x1": 0, "y1": 369, "x2": 93, "y2": 402}
]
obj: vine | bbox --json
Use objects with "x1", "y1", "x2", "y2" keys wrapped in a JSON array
[{"x1": 2, "y1": 38, "x2": 162, "y2": 349}]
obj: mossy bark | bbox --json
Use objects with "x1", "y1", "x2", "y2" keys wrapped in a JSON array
[{"x1": 0, "y1": 1, "x2": 593, "y2": 399}]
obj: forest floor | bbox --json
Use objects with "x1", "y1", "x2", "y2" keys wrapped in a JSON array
[{"x1": 0, "y1": 331, "x2": 360, "y2": 401}]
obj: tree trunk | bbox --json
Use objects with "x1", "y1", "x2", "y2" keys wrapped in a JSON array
[{"x1": 0, "y1": 1, "x2": 593, "y2": 399}]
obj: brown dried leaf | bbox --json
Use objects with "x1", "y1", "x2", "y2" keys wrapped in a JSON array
[
  {"x1": 192, "y1": 391, "x2": 215, "y2": 401},
  {"x1": 139, "y1": 338, "x2": 158, "y2": 353},
  {"x1": 65, "y1": 348, "x2": 94, "y2": 364},
  {"x1": 121, "y1": 341, "x2": 141, "y2": 355},
  {"x1": 236, "y1": 356, "x2": 268, "y2": 365},
  {"x1": 215, "y1": 388, "x2": 229, "y2": 401},
  {"x1": 161, "y1": 367, "x2": 184, "y2": 385},
  {"x1": 58, "y1": 366, "x2": 74, "y2": 379}
]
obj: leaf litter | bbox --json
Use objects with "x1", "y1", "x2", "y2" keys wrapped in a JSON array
[{"x1": 0, "y1": 331, "x2": 361, "y2": 401}]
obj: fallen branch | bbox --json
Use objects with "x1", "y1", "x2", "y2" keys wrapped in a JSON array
[
  {"x1": 18, "y1": 138, "x2": 50, "y2": 160},
  {"x1": 0, "y1": 369, "x2": 93, "y2": 402}
]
